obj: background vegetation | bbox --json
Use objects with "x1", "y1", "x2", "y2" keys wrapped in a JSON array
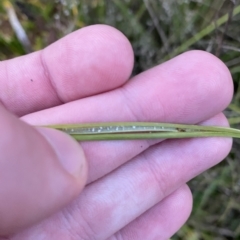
[{"x1": 1, "y1": 0, "x2": 240, "y2": 239}]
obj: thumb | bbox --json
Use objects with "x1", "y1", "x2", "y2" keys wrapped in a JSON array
[{"x1": 0, "y1": 105, "x2": 87, "y2": 236}]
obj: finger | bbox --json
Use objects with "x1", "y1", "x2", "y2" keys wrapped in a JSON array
[
  {"x1": 65, "y1": 115, "x2": 231, "y2": 240},
  {"x1": 0, "y1": 105, "x2": 87, "y2": 236},
  {"x1": 22, "y1": 51, "x2": 233, "y2": 183},
  {"x1": 0, "y1": 25, "x2": 133, "y2": 116},
  {"x1": 109, "y1": 185, "x2": 192, "y2": 240},
  {"x1": 11, "y1": 114, "x2": 231, "y2": 240}
]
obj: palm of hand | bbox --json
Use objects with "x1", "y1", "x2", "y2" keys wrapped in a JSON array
[{"x1": 1, "y1": 25, "x2": 232, "y2": 240}]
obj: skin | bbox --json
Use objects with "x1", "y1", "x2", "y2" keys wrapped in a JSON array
[{"x1": 0, "y1": 25, "x2": 233, "y2": 239}]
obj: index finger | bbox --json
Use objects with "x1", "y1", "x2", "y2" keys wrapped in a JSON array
[{"x1": 0, "y1": 25, "x2": 134, "y2": 116}]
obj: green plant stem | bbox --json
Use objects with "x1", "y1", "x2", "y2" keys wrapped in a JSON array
[{"x1": 44, "y1": 122, "x2": 240, "y2": 141}]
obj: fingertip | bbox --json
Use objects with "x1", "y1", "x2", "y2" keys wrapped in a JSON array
[
  {"x1": 81, "y1": 24, "x2": 134, "y2": 71},
  {"x1": 80, "y1": 24, "x2": 134, "y2": 84},
  {"x1": 154, "y1": 50, "x2": 234, "y2": 122},
  {"x1": 159, "y1": 184, "x2": 193, "y2": 239},
  {"x1": 43, "y1": 24, "x2": 134, "y2": 101},
  {"x1": 176, "y1": 50, "x2": 233, "y2": 106},
  {"x1": 171, "y1": 184, "x2": 193, "y2": 221}
]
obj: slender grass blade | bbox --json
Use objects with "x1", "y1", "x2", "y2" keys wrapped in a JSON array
[{"x1": 44, "y1": 122, "x2": 240, "y2": 141}]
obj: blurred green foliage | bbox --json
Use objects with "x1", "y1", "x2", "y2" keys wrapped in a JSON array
[{"x1": 1, "y1": 0, "x2": 240, "y2": 239}]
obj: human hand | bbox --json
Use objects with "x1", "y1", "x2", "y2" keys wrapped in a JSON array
[{"x1": 0, "y1": 25, "x2": 233, "y2": 240}]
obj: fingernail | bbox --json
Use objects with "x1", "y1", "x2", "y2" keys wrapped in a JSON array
[{"x1": 37, "y1": 127, "x2": 86, "y2": 178}]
